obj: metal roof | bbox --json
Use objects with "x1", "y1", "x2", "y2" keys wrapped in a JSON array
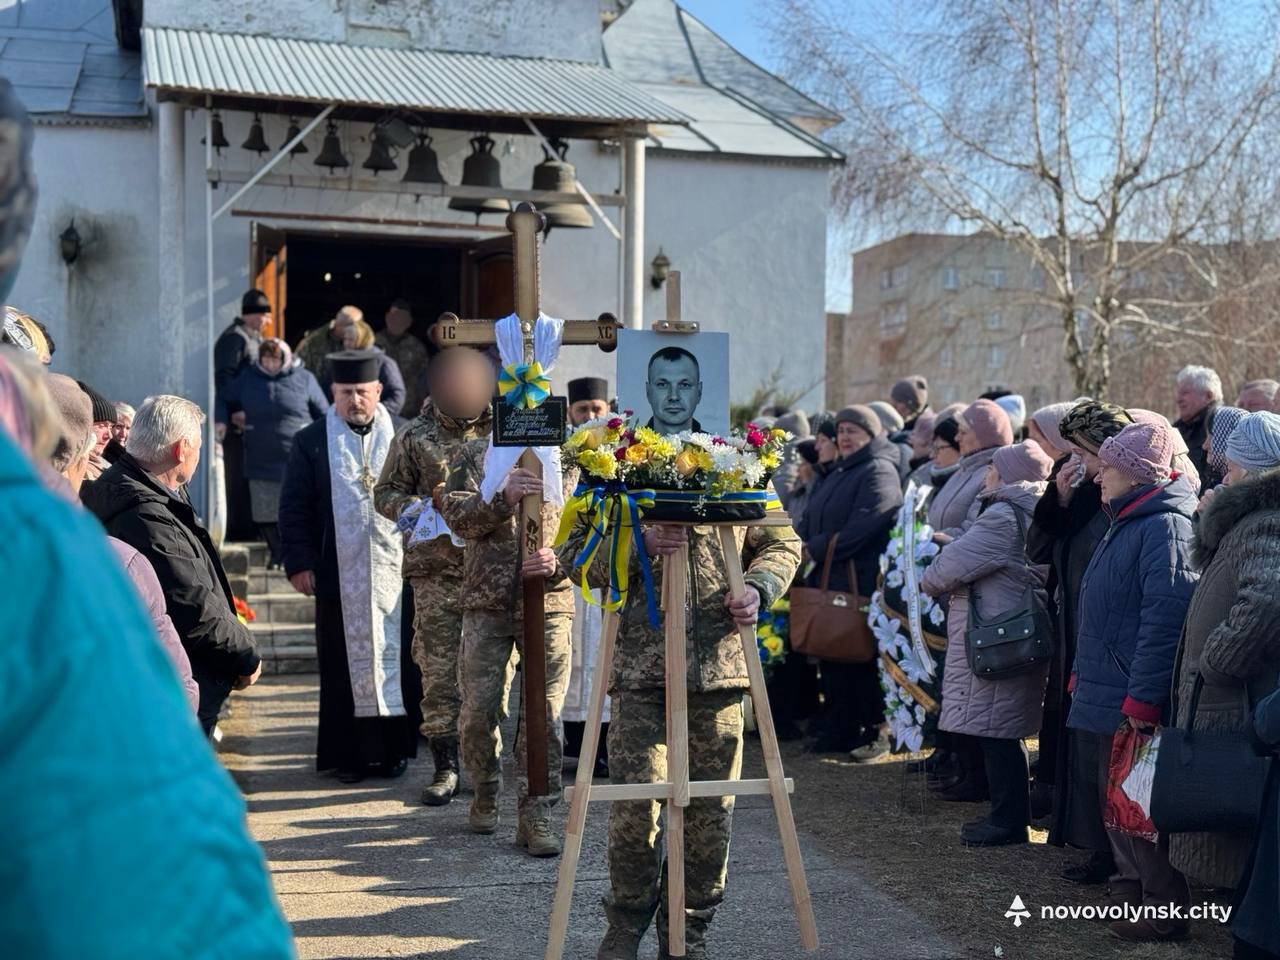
[
  {"x1": 142, "y1": 27, "x2": 688, "y2": 128},
  {"x1": 0, "y1": 0, "x2": 145, "y2": 120}
]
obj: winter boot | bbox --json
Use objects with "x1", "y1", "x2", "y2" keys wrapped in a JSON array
[
  {"x1": 656, "y1": 902, "x2": 712, "y2": 960},
  {"x1": 469, "y1": 783, "x2": 499, "y2": 834},
  {"x1": 421, "y1": 737, "x2": 460, "y2": 807},
  {"x1": 596, "y1": 903, "x2": 648, "y2": 960},
  {"x1": 516, "y1": 814, "x2": 562, "y2": 858}
]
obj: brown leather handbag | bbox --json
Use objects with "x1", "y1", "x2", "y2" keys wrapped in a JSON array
[{"x1": 789, "y1": 536, "x2": 876, "y2": 663}]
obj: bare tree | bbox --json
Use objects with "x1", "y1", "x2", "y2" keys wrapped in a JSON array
[{"x1": 773, "y1": 0, "x2": 1280, "y2": 399}]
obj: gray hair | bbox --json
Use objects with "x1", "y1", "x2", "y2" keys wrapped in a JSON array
[
  {"x1": 1240, "y1": 378, "x2": 1279, "y2": 399},
  {"x1": 126, "y1": 395, "x2": 205, "y2": 466},
  {"x1": 1176, "y1": 365, "x2": 1223, "y2": 400},
  {"x1": 113, "y1": 401, "x2": 136, "y2": 422}
]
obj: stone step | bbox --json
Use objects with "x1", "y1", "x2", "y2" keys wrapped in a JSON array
[
  {"x1": 249, "y1": 621, "x2": 318, "y2": 675},
  {"x1": 251, "y1": 592, "x2": 316, "y2": 626},
  {"x1": 248, "y1": 568, "x2": 293, "y2": 597}
]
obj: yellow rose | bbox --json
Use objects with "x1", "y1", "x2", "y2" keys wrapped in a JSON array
[
  {"x1": 674, "y1": 449, "x2": 702, "y2": 478},
  {"x1": 624, "y1": 443, "x2": 650, "y2": 464},
  {"x1": 579, "y1": 425, "x2": 609, "y2": 451}
]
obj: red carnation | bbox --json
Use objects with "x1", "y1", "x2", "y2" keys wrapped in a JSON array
[
  {"x1": 712, "y1": 436, "x2": 727, "y2": 445},
  {"x1": 747, "y1": 429, "x2": 767, "y2": 448},
  {"x1": 615, "y1": 447, "x2": 628, "y2": 461},
  {"x1": 608, "y1": 417, "x2": 624, "y2": 430}
]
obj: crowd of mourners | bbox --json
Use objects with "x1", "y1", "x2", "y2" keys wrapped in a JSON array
[{"x1": 763, "y1": 367, "x2": 1280, "y2": 953}]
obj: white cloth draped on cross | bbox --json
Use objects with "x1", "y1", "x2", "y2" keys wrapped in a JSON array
[{"x1": 479, "y1": 311, "x2": 567, "y2": 506}]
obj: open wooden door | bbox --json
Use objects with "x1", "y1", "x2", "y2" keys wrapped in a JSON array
[
  {"x1": 250, "y1": 223, "x2": 287, "y2": 340},
  {"x1": 463, "y1": 234, "x2": 514, "y2": 319}
]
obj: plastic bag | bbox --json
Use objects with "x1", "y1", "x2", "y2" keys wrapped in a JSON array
[{"x1": 1103, "y1": 725, "x2": 1162, "y2": 842}]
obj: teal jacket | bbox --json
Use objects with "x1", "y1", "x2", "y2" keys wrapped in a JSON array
[{"x1": 0, "y1": 431, "x2": 294, "y2": 959}]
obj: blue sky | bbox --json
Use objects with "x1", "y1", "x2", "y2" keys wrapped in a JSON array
[{"x1": 666, "y1": 1, "x2": 854, "y2": 311}]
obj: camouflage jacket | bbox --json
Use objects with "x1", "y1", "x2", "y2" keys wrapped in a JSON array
[
  {"x1": 294, "y1": 326, "x2": 342, "y2": 383},
  {"x1": 374, "y1": 330, "x2": 429, "y2": 418},
  {"x1": 439, "y1": 438, "x2": 576, "y2": 616},
  {"x1": 557, "y1": 500, "x2": 801, "y2": 694},
  {"x1": 373, "y1": 401, "x2": 492, "y2": 580}
]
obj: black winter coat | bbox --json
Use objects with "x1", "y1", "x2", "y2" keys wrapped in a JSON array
[
  {"x1": 82, "y1": 454, "x2": 259, "y2": 726},
  {"x1": 215, "y1": 364, "x2": 328, "y2": 482},
  {"x1": 278, "y1": 417, "x2": 342, "y2": 598},
  {"x1": 213, "y1": 319, "x2": 260, "y2": 402},
  {"x1": 796, "y1": 435, "x2": 903, "y2": 596}
]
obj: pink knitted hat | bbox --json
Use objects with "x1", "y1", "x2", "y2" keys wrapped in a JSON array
[
  {"x1": 1098, "y1": 421, "x2": 1175, "y2": 486},
  {"x1": 960, "y1": 399, "x2": 1014, "y2": 450},
  {"x1": 993, "y1": 440, "x2": 1054, "y2": 484}
]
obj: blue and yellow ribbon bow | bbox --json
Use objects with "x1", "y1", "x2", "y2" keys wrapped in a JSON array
[
  {"x1": 553, "y1": 482, "x2": 660, "y2": 628},
  {"x1": 498, "y1": 361, "x2": 551, "y2": 410}
]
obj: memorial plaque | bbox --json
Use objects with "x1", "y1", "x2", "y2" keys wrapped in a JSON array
[{"x1": 492, "y1": 396, "x2": 568, "y2": 447}]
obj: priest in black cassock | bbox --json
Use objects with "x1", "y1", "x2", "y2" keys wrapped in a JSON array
[{"x1": 279, "y1": 349, "x2": 420, "y2": 782}]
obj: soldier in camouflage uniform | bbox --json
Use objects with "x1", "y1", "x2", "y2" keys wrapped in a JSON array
[
  {"x1": 439, "y1": 442, "x2": 578, "y2": 857},
  {"x1": 557, "y1": 508, "x2": 801, "y2": 959},
  {"x1": 373, "y1": 347, "x2": 494, "y2": 806}
]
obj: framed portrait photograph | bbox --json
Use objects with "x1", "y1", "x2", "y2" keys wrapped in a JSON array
[{"x1": 616, "y1": 329, "x2": 730, "y2": 437}]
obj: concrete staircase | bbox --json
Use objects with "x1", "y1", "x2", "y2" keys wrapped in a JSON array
[{"x1": 220, "y1": 542, "x2": 318, "y2": 674}]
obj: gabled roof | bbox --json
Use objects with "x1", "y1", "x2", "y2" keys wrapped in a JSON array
[
  {"x1": 603, "y1": 0, "x2": 842, "y2": 161},
  {"x1": 0, "y1": 0, "x2": 145, "y2": 121}
]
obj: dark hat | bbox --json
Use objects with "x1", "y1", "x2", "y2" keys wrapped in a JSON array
[
  {"x1": 933, "y1": 414, "x2": 961, "y2": 450},
  {"x1": 835, "y1": 404, "x2": 882, "y2": 439},
  {"x1": 241, "y1": 288, "x2": 271, "y2": 316},
  {"x1": 77, "y1": 380, "x2": 116, "y2": 424},
  {"x1": 568, "y1": 377, "x2": 608, "y2": 404},
  {"x1": 796, "y1": 439, "x2": 819, "y2": 465},
  {"x1": 327, "y1": 349, "x2": 380, "y2": 385},
  {"x1": 816, "y1": 415, "x2": 836, "y2": 441},
  {"x1": 890, "y1": 375, "x2": 928, "y2": 414}
]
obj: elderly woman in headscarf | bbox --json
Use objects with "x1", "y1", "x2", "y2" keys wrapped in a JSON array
[
  {"x1": 1029, "y1": 399, "x2": 1132, "y2": 883},
  {"x1": 1169, "y1": 411, "x2": 1280, "y2": 898},
  {"x1": 1194, "y1": 405, "x2": 1246, "y2": 513}
]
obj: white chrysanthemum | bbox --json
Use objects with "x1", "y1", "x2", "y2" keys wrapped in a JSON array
[
  {"x1": 739, "y1": 456, "x2": 766, "y2": 487},
  {"x1": 684, "y1": 432, "x2": 718, "y2": 450}
]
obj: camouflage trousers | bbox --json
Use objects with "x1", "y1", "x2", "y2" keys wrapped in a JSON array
[
  {"x1": 459, "y1": 610, "x2": 571, "y2": 817},
  {"x1": 409, "y1": 574, "x2": 464, "y2": 739},
  {"x1": 604, "y1": 688, "x2": 745, "y2": 940}
]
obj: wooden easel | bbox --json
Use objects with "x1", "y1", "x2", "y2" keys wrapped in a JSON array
[{"x1": 545, "y1": 275, "x2": 818, "y2": 960}]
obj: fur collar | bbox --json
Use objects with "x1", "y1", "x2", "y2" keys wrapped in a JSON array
[{"x1": 1194, "y1": 467, "x2": 1280, "y2": 567}]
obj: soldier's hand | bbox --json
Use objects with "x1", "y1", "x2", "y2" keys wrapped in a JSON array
[
  {"x1": 644, "y1": 524, "x2": 687, "y2": 557},
  {"x1": 726, "y1": 585, "x2": 762, "y2": 625},
  {"x1": 289, "y1": 570, "x2": 316, "y2": 596},
  {"x1": 504, "y1": 468, "x2": 541, "y2": 507},
  {"x1": 523, "y1": 547, "x2": 557, "y2": 579}
]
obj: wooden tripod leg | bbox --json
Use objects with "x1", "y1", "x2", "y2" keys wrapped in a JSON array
[
  {"x1": 717, "y1": 527, "x2": 819, "y2": 951},
  {"x1": 665, "y1": 544, "x2": 690, "y2": 958},
  {"x1": 545, "y1": 603, "x2": 622, "y2": 960}
]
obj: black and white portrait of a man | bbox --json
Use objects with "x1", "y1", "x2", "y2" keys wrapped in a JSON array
[{"x1": 617, "y1": 330, "x2": 730, "y2": 437}]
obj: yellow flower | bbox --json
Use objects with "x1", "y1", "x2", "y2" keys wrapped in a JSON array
[
  {"x1": 771, "y1": 428, "x2": 787, "y2": 440},
  {"x1": 649, "y1": 436, "x2": 677, "y2": 460},
  {"x1": 761, "y1": 450, "x2": 781, "y2": 469},
  {"x1": 674, "y1": 449, "x2": 702, "y2": 478},
  {"x1": 763, "y1": 635, "x2": 784, "y2": 655},
  {"x1": 578, "y1": 448, "x2": 618, "y2": 479},
  {"x1": 634, "y1": 426, "x2": 664, "y2": 447},
  {"x1": 624, "y1": 443, "x2": 650, "y2": 464}
]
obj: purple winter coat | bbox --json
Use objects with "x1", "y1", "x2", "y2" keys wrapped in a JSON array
[
  {"x1": 109, "y1": 538, "x2": 200, "y2": 713},
  {"x1": 922, "y1": 479, "x2": 1050, "y2": 739},
  {"x1": 926, "y1": 447, "x2": 998, "y2": 540}
]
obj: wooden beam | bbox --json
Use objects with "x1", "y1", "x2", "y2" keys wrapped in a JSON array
[
  {"x1": 566, "y1": 777, "x2": 796, "y2": 804},
  {"x1": 430, "y1": 312, "x2": 620, "y2": 351}
]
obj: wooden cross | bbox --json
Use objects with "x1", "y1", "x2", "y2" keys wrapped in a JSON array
[{"x1": 429, "y1": 201, "x2": 618, "y2": 797}]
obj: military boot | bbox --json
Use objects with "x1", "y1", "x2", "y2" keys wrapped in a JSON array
[
  {"x1": 516, "y1": 813, "x2": 562, "y2": 858},
  {"x1": 656, "y1": 904, "x2": 712, "y2": 960},
  {"x1": 468, "y1": 783, "x2": 499, "y2": 834},
  {"x1": 421, "y1": 737, "x2": 460, "y2": 807},
  {"x1": 596, "y1": 903, "x2": 648, "y2": 960}
]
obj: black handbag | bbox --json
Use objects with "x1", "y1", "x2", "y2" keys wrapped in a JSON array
[
  {"x1": 1150, "y1": 673, "x2": 1269, "y2": 833},
  {"x1": 964, "y1": 505, "x2": 1053, "y2": 680}
]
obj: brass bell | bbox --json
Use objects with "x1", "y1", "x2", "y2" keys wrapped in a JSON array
[
  {"x1": 241, "y1": 113, "x2": 270, "y2": 155},
  {"x1": 285, "y1": 118, "x2": 309, "y2": 155},
  {"x1": 402, "y1": 131, "x2": 444, "y2": 185},
  {"x1": 362, "y1": 129, "x2": 397, "y2": 175},
  {"x1": 449, "y1": 134, "x2": 510, "y2": 220},
  {"x1": 208, "y1": 110, "x2": 229, "y2": 154},
  {"x1": 314, "y1": 120, "x2": 349, "y2": 171},
  {"x1": 531, "y1": 138, "x2": 592, "y2": 231}
]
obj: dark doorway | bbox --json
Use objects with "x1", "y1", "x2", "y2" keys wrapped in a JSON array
[{"x1": 272, "y1": 230, "x2": 514, "y2": 349}]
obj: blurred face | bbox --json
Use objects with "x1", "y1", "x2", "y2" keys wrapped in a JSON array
[
  {"x1": 815, "y1": 433, "x2": 838, "y2": 463},
  {"x1": 333, "y1": 381, "x2": 382, "y2": 425},
  {"x1": 910, "y1": 430, "x2": 931, "y2": 459},
  {"x1": 1096, "y1": 462, "x2": 1139, "y2": 503},
  {"x1": 645, "y1": 355, "x2": 702, "y2": 433},
  {"x1": 569, "y1": 398, "x2": 611, "y2": 426},
  {"x1": 891, "y1": 398, "x2": 912, "y2": 419},
  {"x1": 242, "y1": 311, "x2": 269, "y2": 334},
  {"x1": 92, "y1": 420, "x2": 112, "y2": 456},
  {"x1": 1237, "y1": 387, "x2": 1274, "y2": 412},
  {"x1": 956, "y1": 419, "x2": 981, "y2": 455},
  {"x1": 1027, "y1": 420, "x2": 1062, "y2": 460},
  {"x1": 797, "y1": 460, "x2": 815, "y2": 487},
  {"x1": 260, "y1": 354, "x2": 284, "y2": 376},
  {"x1": 385, "y1": 307, "x2": 412, "y2": 337},
  {"x1": 983, "y1": 463, "x2": 1001, "y2": 490},
  {"x1": 111, "y1": 415, "x2": 131, "y2": 445},
  {"x1": 931, "y1": 438, "x2": 960, "y2": 469},
  {"x1": 428, "y1": 349, "x2": 496, "y2": 421},
  {"x1": 340, "y1": 327, "x2": 358, "y2": 350},
  {"x1": 836, "y1": 421, "x2": 872, "y2": 458},
  {"x1": 1175, "y1": 380, "x2": 1212, "y2": 421},
  {"x1": 333, "y1": 311, "x2": 357, "y2": 341},
  {"x1": 1071, "y1": 443, "x2": 1101, "y2": 479},
  {"x1": 1223, "y1": 459, "x2": 1250, "y2": 486}
]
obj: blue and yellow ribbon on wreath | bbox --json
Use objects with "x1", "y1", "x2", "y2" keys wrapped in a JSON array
[
  {"x1": 553, "y1": 481, "x2": 660, "y2": 628},
  {"x1": 498, "y1": 361, "x2": 551, "y2": 410}
]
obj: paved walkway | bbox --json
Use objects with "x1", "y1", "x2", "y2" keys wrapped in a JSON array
[{"x1": 221, "y1": 675, "x2": 955, "y2": 960}]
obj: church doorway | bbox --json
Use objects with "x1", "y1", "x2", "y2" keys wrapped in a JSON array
[{"x1": 249, "y1": 224, "x2": 515, "y2": 349}]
